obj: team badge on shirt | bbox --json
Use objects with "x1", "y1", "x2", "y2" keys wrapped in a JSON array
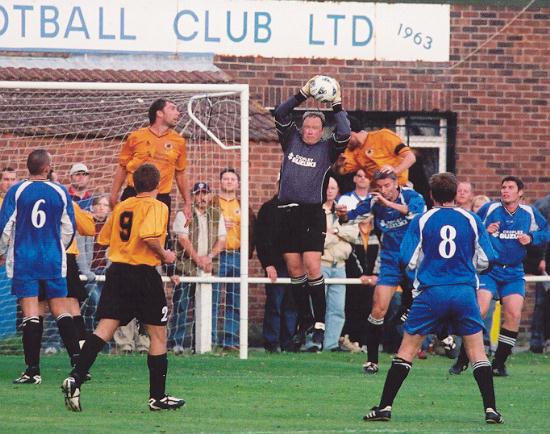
[{"x1": 164, "y1": 142, "x2": 173, "y2": 150}]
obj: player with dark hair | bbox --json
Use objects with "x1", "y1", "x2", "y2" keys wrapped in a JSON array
[
  {"x1": 364, "y1": 172, "x2": 503, "y2": 425},
  {"x1": 450, "y1": 176, "x2": 549, "y2": 376},
  {"x1": 62, "y1": 163, "x2": 184, "y2": 412},
  {"x1": 109, "y1": 98, "x2": 191, "y2": 224},
  {"x1": 274, "y1": 76, "x2": 350, "y2": 349},
  {"x1": 334, "y1": 128, "x2": 416, "y2": 186},
  {"x1": 337, "y1": 170, "x2": 425, "y2": 374},
  {"x1": 0, "y1": 150, "x2": 79, "y2": 384}
]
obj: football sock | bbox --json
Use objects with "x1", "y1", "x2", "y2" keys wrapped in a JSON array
[
  {"x1": 22, "y1": 316, "x2": 42, "y2": 373},
  {"x1": 291, "y1": 275, "x2": 311, "y2": 329},
  {"x1": 308, "y1": 275, "x2": 326, "y2": 324},
  {"x1": 148, "y1": 353, "x2": 168, "y2": 400},
  {"x1": 379, "y1": 357, "x2": 412, "y2": 408},
  {"x1": 73, "y1": 315, "x2": 87, "y2": 342},
  {"x1": 72, "y1": 334, "x2": 105, "y2": 386},
  {"x1": 365, "y1": 315, "x2": 384, "y2": 364},
  {"x1": 456, "y1": 343, "x2": 469, "y2": 367},
  {"x1": 472, "y1": 360, "x2": 496, "y2": 410},
  {"x1": 56, "y1": 314, "x2": 80, "y2": 363},
  {"x1": 493, "y1": 328, "x2": 517, "y2": 367}
]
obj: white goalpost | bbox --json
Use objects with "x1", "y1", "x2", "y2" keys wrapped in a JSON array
[{"x1": 0, "y1": 81, "x2": 251, "y2": 359}]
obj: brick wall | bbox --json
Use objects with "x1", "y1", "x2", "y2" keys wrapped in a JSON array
[
  {"x1": 216, "y1": 5, "x2": 549, "y2": 202},
  {"x1": 215, "y1": 4, "x2": 549, "y2": 343}
]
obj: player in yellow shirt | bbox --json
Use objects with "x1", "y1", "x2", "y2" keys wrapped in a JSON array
[
  {"x1": 335, "y1": 129, "x2": 416, "y2": 186},
  {"x1": 109, "y1": 98, "x2": 192, "y2": 223},
  {"x1": 62, "y1": 163, "x2": 184, "y2": 412}
]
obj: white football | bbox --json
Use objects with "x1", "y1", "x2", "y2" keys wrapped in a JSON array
[{"x1": 309, "y1": 75, "x2": 338, "y2": 103}]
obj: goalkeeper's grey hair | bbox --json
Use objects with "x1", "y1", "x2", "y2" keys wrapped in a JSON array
[{"x1": 302, "y1": 111, "x2": 326, "y2": 126}]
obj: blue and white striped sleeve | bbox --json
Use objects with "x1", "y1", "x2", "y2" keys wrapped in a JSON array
[
  {"x1": 474, "y1": 214, "x2": 497, "y2": 271},
  {"x1": 400, "y1": 214, "x2": 422, "y2": 270},
  {"x1": 0, "y1": 188, "x2": 16, "y2": 254}
]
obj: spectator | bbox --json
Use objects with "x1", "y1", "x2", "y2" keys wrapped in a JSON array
[
  {"x1": 80, "y1": 195, "x2": 110, "y2": 335},
  {"x1": 0, "y1": 166, "x2": 17, "y2": 208},
  {"x1": 456, "y1": 182, "x2": 474, "y2": 210},
  {"x1": 216, "y1": 168, "x2": 255, "y2": 350},
  {"x1": 530, "y1": 193, "x2": 550, "y2": 353},
  {"x1": 472, "y1": 195, "x2": 490, "y2": 213},
  {"x1": 0, "y1": 167, "x2": 17, "y2": 339},
  {"x1": 169, "y1": 182, "x2": 226, "y2": 354},
  {"x1": 337, "y1": 168, "x2": 378, "y2": 351},
  {"x1": 256, "y1": 192, "x2": 297, "y2": 353},
  {"x1": 317, "y1": 177, "x2": 358, "y2": 351},
  {"x1": 68, "y1": 163, "x2": 93, "y2": 211}
]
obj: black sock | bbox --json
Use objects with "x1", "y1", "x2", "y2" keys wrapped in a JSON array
[
  {"x1": 73, "y1": 315, "x2": 87, "y2": 343},
  {"x1": 472, "y1": 360, "x2": 496, "y2": 410},
  {"x1": 365, "y1": 315, "x2": 384, "y2": 364},
  {"x1": 72, "y1": 334, "x2": 105, "y2": 386},
  {"x1": 493, "y1": 328, "x2": 517, "y2": 367},
  {"x1": 456, "y1": 343, "x2": 469, "y2": 367},
  {"x1": 308, "y1": 275, "x2": 326, "y2": 324},
  {"x1": 379, "y1": 357, "x2": 412, "y2": 408},
  {"x1": 291, "y1": 275, "x2": 311, "y2": 329},
  {"x1": 148, "y1": 353, "x2": 168, "y2": 400},
  {"x1": 22, "y1": 316, "x2": 42, "y2": 374},
  {"x1": 56, "y1": 314, "x2": 80, "y2": 364}
]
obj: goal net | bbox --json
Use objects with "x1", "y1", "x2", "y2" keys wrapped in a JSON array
[{"x1": 0, "y1": 82, "x2": 250, "y2": 358}]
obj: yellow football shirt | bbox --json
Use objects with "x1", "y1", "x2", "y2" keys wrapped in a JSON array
[{"x1": 98, "y1": 196, "x2": 168, "y2": 266}]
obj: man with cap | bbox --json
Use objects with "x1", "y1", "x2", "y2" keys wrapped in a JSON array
[
  {"x1": 68, "y1": 163, "x2": 93, "y2": 211},
  {"x1": 168, "y1": 181, "x2": 226, "y2": 352}
]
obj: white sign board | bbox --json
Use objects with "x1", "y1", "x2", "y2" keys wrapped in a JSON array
[{"x1": 0, "y1": 0, "x2": 450, "y2": 61}]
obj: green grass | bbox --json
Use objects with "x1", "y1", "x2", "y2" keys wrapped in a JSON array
[{"x1": 1, "y1": 351, "x2": 548, "y2": 433}]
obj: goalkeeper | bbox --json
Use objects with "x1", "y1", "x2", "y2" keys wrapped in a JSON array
[
  {"x1": 273, "y1": 76, "x2": 350, "y2": 350},
  {"x1": 62, "y1": 164, "x2": 184, "y2": 412}
]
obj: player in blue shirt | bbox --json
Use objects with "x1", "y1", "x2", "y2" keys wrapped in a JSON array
[
  {"x1": 363, "y1": 172, "x2": 503, "y2": 425},
  {"x1": 450, "y1": 176, "x2": 550, "y2": 377},
  {"x1": 337, "y1": 170, "x2": 426, "y2": 374},
  {"x1": 0, "y1": 150, "x2": 79, "y2": 384}
]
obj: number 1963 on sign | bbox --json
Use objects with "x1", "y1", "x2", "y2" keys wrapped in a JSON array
[{"x1": 397, "y1": 23, "x2": 433, "y2": 50}]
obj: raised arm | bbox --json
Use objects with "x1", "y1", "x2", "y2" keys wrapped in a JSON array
[{"x1": 328, "y1": 82, "x2": 351, "y2": 162}]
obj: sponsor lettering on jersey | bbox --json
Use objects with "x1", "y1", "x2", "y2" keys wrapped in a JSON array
[
  {"x1": 288, "y1": 152, "x2": 317, "y2": 168},
  {"x1": 379, "y1": 217, "x2": 408, "y2": 230},
  {"x1": 493, "y1": 229, "x2": 524, "y2": 239}
]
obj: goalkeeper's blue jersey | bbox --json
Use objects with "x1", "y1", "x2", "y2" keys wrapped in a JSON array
[
  {"x1": 477, "y1": 201, "x2": 549, "y2": 266},
  {"x1": 400, "y1": 207, "x2": 496, "y2": 291},
  {"x1": 0, "y1": 180, "x2": 75, "y2": 279}
]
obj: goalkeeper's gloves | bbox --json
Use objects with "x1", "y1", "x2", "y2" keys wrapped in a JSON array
[
  {"x1": 300, "y1": 76, "x2": 319, "y2": 99},
  {"x1": 332, "y1": 80, "x2": 342, "y2": 112}
]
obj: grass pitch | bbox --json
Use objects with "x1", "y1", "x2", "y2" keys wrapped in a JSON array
[{"x1": 1, "y1": 351, "x2": 548, "y2": 433}]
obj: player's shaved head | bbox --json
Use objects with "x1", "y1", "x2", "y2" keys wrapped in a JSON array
[
  {"x1": 430, "y1": 172, "x2": 457, "y2": 203},
  {"x1": 134, "y1": 163, "x2": 160, "y2": 193},
  {"x1": 27, "y1": 150, "x2": 51, "y2": 176}
]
